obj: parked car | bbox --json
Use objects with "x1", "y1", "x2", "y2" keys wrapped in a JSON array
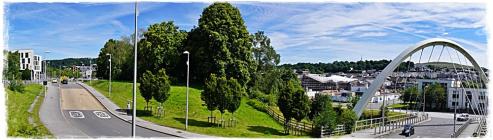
[
  {"x1": 457, "y1": 113, "x2": 469, "y2": 121},
  {"x1": 401, "y1": 124, "x2": 415, "y2": 137}
]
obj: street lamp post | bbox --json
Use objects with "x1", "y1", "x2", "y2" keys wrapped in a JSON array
[
  {"x1": 183, "y1": 51, "x2": 190, "y2": 130},
  {"x1": 131, "y1": 1, "x2": 138, "y2": 137},
  {"x1": 44, "y1": 51, "x2": 51, "y2": 81},
  {"x1": 423, "y1": 85, "x2": 428, "y2": 114},
  {"x1": 106, "y1": 53, "x2": 112, "y2": 98}
]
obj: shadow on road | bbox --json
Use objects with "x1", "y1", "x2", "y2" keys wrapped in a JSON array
[
  {"x1": 173, "y1": 117, "x2": 211, "y2": 127},
  {"x1": 247, "y1": 126, "x2": 286, "y2": 136},
  {"x1": 117, "y1": 109, "x2": 153, "y2": 117}
]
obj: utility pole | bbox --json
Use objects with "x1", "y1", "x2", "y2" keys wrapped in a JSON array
[{"x1": 131, "y1": 1, "x2": 138, "y2": 138}]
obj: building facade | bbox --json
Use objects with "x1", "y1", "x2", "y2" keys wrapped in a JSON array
[{"x1": 16, "y1": 49, "x2": 43, "y2": 80}]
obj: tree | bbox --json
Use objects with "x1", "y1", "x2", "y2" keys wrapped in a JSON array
[
  {"x1": 139, "y1": 70, "x2": 155, "y2": 110},
  {"x1": 313, "y1": 109, "x2": 337, "y2": 136},
  {"x1": 424, "y1": 83, "x2": 446, "y2": 111},
  {"x1": 5, "y1": 51, "x2": 21, "y2": 80},
  {"x1": 400, "y1": 86, "x2": 418, "y2": 104},
  {"x1": 309, "y1": 94, "x2": 333, "y2": 120},
  {"x1": 292, "y1": 87, "x2": 310, "y2": 134},
  {"x1": 152, "y1": 69, "x2": 172, "y2": 112},
  {"x1": 251, "y1": 31, "x2": 280, "y2": 72},
  {"x1": 186, "y1": 2, "x2": 255, "y2": 87},
  {"x1": 96, "y1": 39, "x2": 133, "y2": 80},
  {"x1": 277, "y1": 78, "x2": 307, "y2": 134},
  {"x1": 339, "y1": 109, "x2": 357, "y2": 134},
  {"x1": 137, "y1": 21, "x2": 187, "y2": 82},
  {"x1": 202, "y1": 74, "x2": 219, "y2": 118},
  {"x1": 21, "y1": 69, "x2": 31, "y2": 80},
  {"x1": 226, "y1": 77, "x2": 243, "y2": 123}
]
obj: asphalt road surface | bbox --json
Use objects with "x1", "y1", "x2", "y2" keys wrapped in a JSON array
[
  {"x1": 40, "y1": 82, "x2": 177, "y2": 138},
  {"x1": 382, "y1": 112, "x2": 466, "y2": 138}
]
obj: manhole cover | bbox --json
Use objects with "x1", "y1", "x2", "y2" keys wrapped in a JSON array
[
  {"x1": 69, "y1": 111, "x2": 85, "y2": 118},
  {"x1": 93, "y1": 111, "x2": 111, "y2": 119}
]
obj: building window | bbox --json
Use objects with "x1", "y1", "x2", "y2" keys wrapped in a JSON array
[
  {"x1": 26, "y1": 53, "x2": 29, "y2": 58},
  {"x1": 28, "y1": 58, "x2": 30, "y2": 63},
  {"x1": 22, "y1": 59, "x2": 25, "y2": 63},
  {"x1": 453, "y1": 94, "x2": 459, "y2": 98}
]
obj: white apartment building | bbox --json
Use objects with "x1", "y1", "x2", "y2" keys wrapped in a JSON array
[
  {"x1": 417, "y1": 79, "x2": 488, "y2": 110},
  {"x1": 17, "y1": 49, "x2": 43, "y2": 80}
]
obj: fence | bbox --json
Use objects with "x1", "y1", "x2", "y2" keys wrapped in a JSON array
[
  {"x1": 450, "y1": 118, "x2": 472, "y2": 138},
  {"x1": 370, "y1": 113, "x2": 429, "y2": 135},
  {"x1": 265, "y1": 107, "x2": 314, "y2": 135},
  {"x1": 473, "y1": 117, "x2": 487, "y2": 137}
]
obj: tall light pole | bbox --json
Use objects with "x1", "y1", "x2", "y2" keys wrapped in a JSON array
[
  {"x1": 132, "y1": 1, "x2": 138, "y2": 138},
  {"x1": 423, "y1": 85, "x2": 428, "y2": 114},
  {"x1": 106, "y1": 53, "x2": 112, "y2": 98},
  {"x1": 44, "y1": 51, "x2": 51, "y2": 81},
  {"x1": 183, "y1": 51, "x2": 190, "y2": 130},
  {"x1": 89, "y1": 59, "x2": 92, "y2": 85}
]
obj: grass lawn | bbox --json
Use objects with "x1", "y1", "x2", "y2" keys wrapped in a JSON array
[
  {"x1": 6, "y1": 84, "x2": 52, "y2": 138},
  {"x1": 86, "y1": 80, "x2": 309, "y2": 138},
  {"x1": 388, "y1": 103, "x2": 410, "y2": 109}
]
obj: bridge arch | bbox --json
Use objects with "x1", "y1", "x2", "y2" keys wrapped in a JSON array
[{"x1": 353, "y1": 38, "x2": 488, "y2": 118}]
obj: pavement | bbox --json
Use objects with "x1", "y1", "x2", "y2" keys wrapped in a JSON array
[
  {"x1": 78, "y1": 82, "x2": 213, "y2": 138},
  {"x1": 380, "y1": 111, "x2": 478, "y2": 138},
  {"x1": 39, "y1": 82, "x2": 177, "y2": 138}
]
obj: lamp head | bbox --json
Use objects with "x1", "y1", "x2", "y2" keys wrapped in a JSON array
[{"x1": 183, "y1": 51, "x2": 189, "y2": 54}]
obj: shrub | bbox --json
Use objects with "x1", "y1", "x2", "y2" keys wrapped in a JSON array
[
  {"x1": 8, "y1": 80, "x2": 25, "y2": 92},
  {"x1": 312, "y1": 109, "x2": 337, "y2": 137},
  {"x1": 247, "y1": 99, "x2": 267, "y2": 113},
  {"x1": 339, "y1": 109, "x2": 357, "y2": 134}
]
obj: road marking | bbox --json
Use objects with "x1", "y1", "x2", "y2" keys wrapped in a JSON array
[
  {"x1": 69, "y1": 111, "x2": 85, "y2": 118},
  {"x1": 93, "y1": 111, "x2": 111, "y2": 119}
]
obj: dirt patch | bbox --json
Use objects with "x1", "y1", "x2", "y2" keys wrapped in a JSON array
[{"x1": 61, "y1": 88, "x2": 104, "y2": 110}]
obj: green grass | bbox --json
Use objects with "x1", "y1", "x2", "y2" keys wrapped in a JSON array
[
  {"x1": 388, "y1": 103, "x2": 409, "y2": 109},
  {"x1": 86, "y1": 80, "x2": 309, "y2": 138},
  {"x1": 6, "y1": 84, "x2": 53, "y2": 138}
]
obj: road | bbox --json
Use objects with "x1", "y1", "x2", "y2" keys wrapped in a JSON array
[
  {"x1": 382, "y1": 112, "x2": 468, "y2": 138},
  {"x1": 39, "y1": 82, "x2": 177, "y2": 138}
]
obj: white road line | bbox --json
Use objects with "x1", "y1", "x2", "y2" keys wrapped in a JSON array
[{"x1": 69, "y1": 111, "x2": 85, "y2": 119}]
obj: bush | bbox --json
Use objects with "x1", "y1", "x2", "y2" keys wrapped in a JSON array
[
  {"x1": 8, "y1": 80, "x2": 25, "y2": 92},
  {"x1": 339, "y1": 109, "x2": 357, "y2": 134},
  {"x1": 247, "y1": 99, "x2": 267, "y2": 113},
  {"x1": 312, "y1": 109, "x2": 337, "y2": 137}
]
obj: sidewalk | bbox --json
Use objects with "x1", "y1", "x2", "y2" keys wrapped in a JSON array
[{"x1": 78, "y1": 82, "x2": 214, "y2": 138}]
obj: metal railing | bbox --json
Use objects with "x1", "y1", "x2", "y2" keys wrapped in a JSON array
[{"x1": 450, "y1": 118, "x2": 472, "y2": 138}]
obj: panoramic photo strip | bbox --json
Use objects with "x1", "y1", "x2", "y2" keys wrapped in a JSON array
[{"x1": 1, "y1": 0, "x2": 490, "y2": 139}]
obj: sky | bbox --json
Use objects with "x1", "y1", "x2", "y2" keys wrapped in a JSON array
[{"x1": 5, "y1": 2, "x2": 488, "y2": 66}]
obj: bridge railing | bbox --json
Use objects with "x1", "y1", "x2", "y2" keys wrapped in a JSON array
[
  {"x1": 370, "y1": 113, "x2": 429, "y2": 135},
  {"x1": 450, "y1": 118, "x2": 473, "y2": 138}
]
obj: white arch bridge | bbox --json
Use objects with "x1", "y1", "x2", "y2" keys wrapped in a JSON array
[{"x1": 351, "y1": 38, "x2": 488, "y2": 137}]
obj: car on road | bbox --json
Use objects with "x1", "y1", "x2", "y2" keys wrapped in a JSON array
[
  {"x1": 457, "y1": 113, "x2": 469, "y2": 121},
  {"x1": 401, "y1": 124, "x2": 415, "y2": 137},
  {"x1": 52, "y1": 79, "x2": 58, "y2": 83},
  {"x1": 61, "y1": 76, "x2": 69, "y2": 84}
]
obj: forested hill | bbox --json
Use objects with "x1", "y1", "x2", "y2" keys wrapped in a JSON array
[
  {"x1": 279, "y1": 60, "x2": 414, "y2": 74},
  {"x1": 47, "y1": 58, "x2": 97, "y2": 68}
]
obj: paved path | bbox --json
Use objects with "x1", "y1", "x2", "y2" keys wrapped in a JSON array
[
  {"x1": 458, "y1": 121, "x2": 479, "y2": 138},
  {"x1": 40, "y1": 82, "x2": 176, "y2": 138},
  {"x1": 78, "y1": 82, "x2": 213, "y2": 138}
]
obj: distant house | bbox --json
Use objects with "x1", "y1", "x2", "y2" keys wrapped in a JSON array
[{"x1": 16, "y1": 49, "x2": 43, "y2": 80}]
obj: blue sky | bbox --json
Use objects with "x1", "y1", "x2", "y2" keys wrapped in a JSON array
[{"x1": 5, "y1": 2, "x2": 488, "y2": 66}]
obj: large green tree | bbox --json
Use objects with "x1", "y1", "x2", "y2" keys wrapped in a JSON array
[
  {"x1": 400, "y1": 86, "x2": 419, "y2": 104},
  {"x1": 96, "y1": 39, "x2": 133, "y2": 80},
  {"x1": 424, "y1": 83, "x2": 446, "y2": 111},
  {"x1": 137, "y1": 21, "x2": 187, "y2": 81},
  {"x1": 152, "y1": 69, "x2": 172, "y2": 108},
  {"x1": 185, "y1": 2, "x2": 255, "y2": 86},
  {"x1": 251, "y1": 31, "x2": 280, "y2": 72},
  {"x1": 309, "y1": 94, "x2": 333, "y2": 120},
  {"x1": 277, "y1": 78, "x2": 308, "y2": 134}
]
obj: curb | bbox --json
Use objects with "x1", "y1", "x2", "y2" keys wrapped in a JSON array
[{"x1": 77, "y1": 82, "x2": 184, "y2": 138}]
